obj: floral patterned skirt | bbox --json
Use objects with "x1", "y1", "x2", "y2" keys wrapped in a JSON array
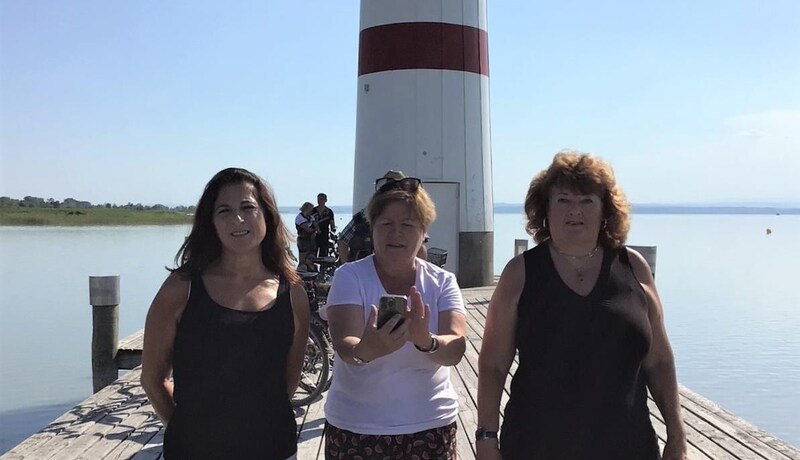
[{"x1": 324, "y1": 421, "x2": 458, "y2": 460}]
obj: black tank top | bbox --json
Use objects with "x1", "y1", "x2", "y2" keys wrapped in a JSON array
[
  {"x1": 500, "y1": 243, "x2": 660, "y2": 460},
  {"x1": 164, "y1": 275, "x2": 297, "y2": 459}
]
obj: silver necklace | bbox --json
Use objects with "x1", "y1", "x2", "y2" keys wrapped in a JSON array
[
  {"x1": 552, "y1": 245, "x2": 601, "y2": 283},
  {"x1": 552, "y1": 245, "x2": 600, "y2": 260}
]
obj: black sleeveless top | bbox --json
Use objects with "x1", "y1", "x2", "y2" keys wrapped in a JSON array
[
  {"x1": 164, "y1": 275, "x2": 297, "y2": 459},
  {"x1": 500, "y1": 243, "x2": 660, "y2": 460}
]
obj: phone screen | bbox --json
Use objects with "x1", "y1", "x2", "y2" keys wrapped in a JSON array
[{"x1": 377, "y1": 295, "x2": 408, "y2": 329}]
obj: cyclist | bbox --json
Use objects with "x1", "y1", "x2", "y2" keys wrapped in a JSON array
[
  {"x1": 295, "y1": 202, "x2": 317, "y2": 266},
  {"x1": 337, "y1": 207, "x2": 371, "y2": 263},
  {"x1": 312, "y1": 192, "x2": 336, "y2": 258}
]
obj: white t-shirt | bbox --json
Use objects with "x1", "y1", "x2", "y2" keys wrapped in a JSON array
[
  {"x1": 321, "y1": 255, "x2": 466, "y2": 435},
  {"x1": 295, "y1": 213, "x2": 310, "y2": 228},
  {"x1": 295, "y1": 213, "x2": 314, "y2": 239}
]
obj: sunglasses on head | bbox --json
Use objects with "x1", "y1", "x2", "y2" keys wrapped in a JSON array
[{"x1": 374, "y1": 177, "x2": 422, "y2": 193}]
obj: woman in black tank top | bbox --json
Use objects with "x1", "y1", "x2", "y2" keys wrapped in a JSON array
[
  {"x1": 141, "y1": 168, "x2": 310, "y2": 459},
  {"x1": 476, "y1": 152, "x2": 687, "y2": 460}
]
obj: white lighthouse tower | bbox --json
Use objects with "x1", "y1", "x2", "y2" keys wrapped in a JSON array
[{"x1": 352, "y1": 0, "x2": 493, "y2": 287}]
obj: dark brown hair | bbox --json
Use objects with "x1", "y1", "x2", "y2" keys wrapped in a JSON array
[{"x1": 172, "y1": 167, "x2": 299, "y2": 283}]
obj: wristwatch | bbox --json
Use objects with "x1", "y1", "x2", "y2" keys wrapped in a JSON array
[
  {"x1": 352, "y1": 344, "x2": 371, "y2": 365},
  {"x1": 414, "y1": 334, "x2": 440, "y2": 353},
  {"x1": 475, "y1": 427, "x2": 498, "y2": 442}
]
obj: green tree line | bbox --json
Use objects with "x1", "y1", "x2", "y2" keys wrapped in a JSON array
[{"x1": 0, "y1": 195, "x2": 195, "y2": 213}]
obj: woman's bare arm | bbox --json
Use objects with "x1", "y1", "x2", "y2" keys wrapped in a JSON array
[
  {"x1": 629, "y1": 248, "x2": 687, "y2": 460},
  {"x1": 141, "y1": 273, "x2": 189, "y2": 426},
  {"x1": 476, "y1": 255, "x2": 524, "y2": 459},
  {"x1": 286, "y1": 282, "x2": 311, "y2": 397}
]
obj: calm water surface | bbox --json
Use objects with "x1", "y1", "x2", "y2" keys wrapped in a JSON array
[{"x1": 1, "y1": 213, "x2": 798, "y2": 452}]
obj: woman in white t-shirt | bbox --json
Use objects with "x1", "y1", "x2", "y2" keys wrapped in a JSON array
[{"x1": 322, "y1": 171, "x2": 467, "y2": 459}]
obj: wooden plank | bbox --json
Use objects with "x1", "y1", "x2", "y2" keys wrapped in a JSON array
[
  {"x1": 117, "y1": 330, "x2": 144, "y2": 351},
  {"x1": 461, "y1": 296, "x2": 515, "y2": 410},
  {"x1": 116, "y1": 330, "x2": 144, "y2": 370},
  {"x1": 649, "y1": 397, "x2": 732, "y2": 459},
  {"x1": 455, "y1": 410, "x2": 475, "y2": 459},
  {"x1": 648, "y1": 410, "x2": 714, "y2": 460},
  {"x1": 674, "y1": 389, "x2": 797, "y2": 460},
  {"x1": 74, "y1": 409, "x2": 156, "y2": 460},
  {"x1": 453, "y1": 363, "x2": 478, "y2": 458},
  {"x1": 3, "y1": 370, "x2": 144, "y2": 459},
  {"x1": 101, "y1": 413, "x2": 161, "y2": 460},
  {"x1": 2, "y1": 385, "x2": 130, "y2": 457},
  {"x1": 128, "y1": 429, "x2": 164, "y2": 460},
  {"x1": 296, "y1": 392, "x2": 327, "y2": 459},
  {"x1": 116, "y1": 350, "x2": 142, "y2": 370},
  {"x1": 42, "y1": 374, "x2": 147, "y2": 459},
  {"x1": 680, "y1": 387, "x2": 800, "y2": 460}
]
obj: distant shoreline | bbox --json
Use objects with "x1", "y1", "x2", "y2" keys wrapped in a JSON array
[
  {"x1": 632, "y1": 206, "x2": 799, "y2": 215},
  {"x1": 493, "y1": 205, "x2": 800, "y2": 216},
  {"x1": 0, "y1": 208, "x2": 193, "y2": 226},
  {"x1": 2, "y1": 205, "x2": 798, "y2": 227}
]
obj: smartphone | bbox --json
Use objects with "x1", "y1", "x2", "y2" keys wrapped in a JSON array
[{"x1": 377, "y1": 295, "x2": 408, "y2": 329}]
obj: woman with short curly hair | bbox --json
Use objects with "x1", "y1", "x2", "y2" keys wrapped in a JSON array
[{"x1": 477, "y1": 151, "x2": 687, "y2": 460}]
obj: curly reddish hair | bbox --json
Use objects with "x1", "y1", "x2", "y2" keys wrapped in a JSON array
[{"x1": 523, "y1": 151, "x2": 630, "y2": 247}]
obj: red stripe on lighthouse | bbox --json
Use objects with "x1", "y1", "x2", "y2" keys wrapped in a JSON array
[{"x1": 358, "y1": 22, "x2": 489, "y2": 76}]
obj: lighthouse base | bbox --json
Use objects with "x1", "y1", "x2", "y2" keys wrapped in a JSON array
[{"x1": 458, "y1": 231, "x2": 494, "y2": 288}]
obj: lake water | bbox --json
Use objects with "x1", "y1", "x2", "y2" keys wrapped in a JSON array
[{"x1": 1, "y1": 212, "x2": 799, "y2": 452}]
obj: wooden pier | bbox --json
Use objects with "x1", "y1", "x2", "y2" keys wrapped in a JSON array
[{"x1": 3, "y1": 285, "x2": 799, "y2": 459}]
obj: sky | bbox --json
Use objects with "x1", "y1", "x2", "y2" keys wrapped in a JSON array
[{"x1": 1, "y1": 0, "x2": 798, "y2": 208}]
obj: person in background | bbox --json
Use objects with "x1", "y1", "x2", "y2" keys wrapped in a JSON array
[
  {"x1": 295, "y1": 201, "x2": 317, "y2": 268},
  {"x1": 296, "y1": 251, "x2": 318, "y2": 273},
  {"x1": 312, "y1": 192, "x2": 336, "y2": 258},
  {"x1": 336, "y1": 207, "x2": 371, "y2": 263},
  {"x1": 477, "y1": 151, "x2": 687, "y2": 460},
  {"x1": 322, "y1": 171, "x2": 467, "y2": 459},
  {"x1": 141, "y1": 167, "x2": 310, "y2": 460}
]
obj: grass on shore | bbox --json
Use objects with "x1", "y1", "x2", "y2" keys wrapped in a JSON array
[{"x1": 0, "y1": 208, "x2": 194, "y2": 226}]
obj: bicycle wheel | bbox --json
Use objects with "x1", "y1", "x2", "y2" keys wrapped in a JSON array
[
  {"x1": 291, "y1": 322, "x2": 331, "y2": 407},
  {"x1": 316, "y1": 317, "x2": 334, "y2": 392}
]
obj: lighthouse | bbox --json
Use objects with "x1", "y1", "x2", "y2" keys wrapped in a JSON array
[{"x1": 352, "y1": 1, "x2": 493, "y2": 287}]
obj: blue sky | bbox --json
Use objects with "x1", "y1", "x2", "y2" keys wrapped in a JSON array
[{"x1": 1, "y1": 1, "x2": 798, "y2": 207}]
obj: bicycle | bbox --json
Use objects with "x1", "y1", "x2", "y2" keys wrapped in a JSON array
[{"x1": 291, "y1": 256, "x2": 337, "y2": 407}]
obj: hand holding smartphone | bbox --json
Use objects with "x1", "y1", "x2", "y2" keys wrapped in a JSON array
[{"x1": 376, "y1": 295, "x2": 408, "y2": 330}]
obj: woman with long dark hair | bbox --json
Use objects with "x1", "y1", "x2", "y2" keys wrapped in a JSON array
[{"x1": 141, "y1": 167, "x2": 309, "y2": 459}]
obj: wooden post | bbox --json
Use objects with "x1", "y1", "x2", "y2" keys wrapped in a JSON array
[
  {"x1": 89, "y1": 275, "x2": 120, "y2": 393},
  {"x1": 514, "y1": 239, "x2": 529, "y2": 257},
  {"x1": 628, "y1": 245, "x2": 657, "y2": 277}
]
